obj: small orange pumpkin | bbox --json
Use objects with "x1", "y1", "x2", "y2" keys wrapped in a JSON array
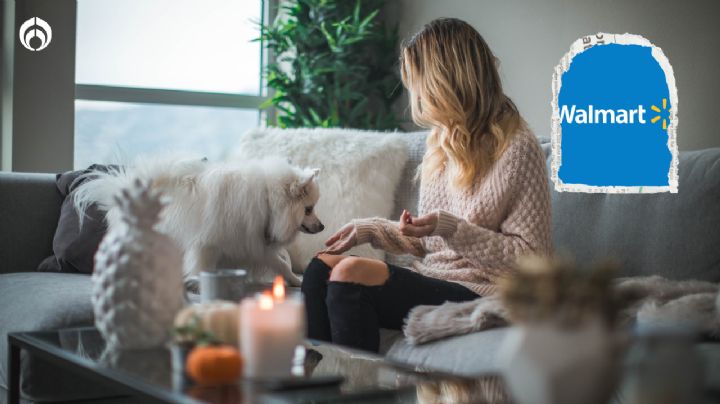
[{"x1": 186, "y1": 345, "x2": 243, "y2": 385}]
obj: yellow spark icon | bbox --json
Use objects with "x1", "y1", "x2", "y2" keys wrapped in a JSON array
[{"x1": 650, "y1": 98, "x2": 669, "y2": 130}]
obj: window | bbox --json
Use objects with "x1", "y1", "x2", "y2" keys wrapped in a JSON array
[
  {"x1": 74, "y1": 101, "x2": 259, "y2": 168},
  {"x1": 74, "y1": 0, "x2": 267, "y2": 168}
]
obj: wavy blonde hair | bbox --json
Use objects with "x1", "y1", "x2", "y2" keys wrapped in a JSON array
[{"x1": 400, "y1": 18, "x2": 524, "y2": 189}]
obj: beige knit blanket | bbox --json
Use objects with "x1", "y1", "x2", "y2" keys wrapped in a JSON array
[{"x1": 403, "y1": 276, "x2": 720, "y2": 345}]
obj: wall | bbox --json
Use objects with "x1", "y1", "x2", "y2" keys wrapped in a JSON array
[
  {"x1": 392, "y1": 0, "x2": 720, "y2": 150},
  {"x1": 1, "y1": 0, "x2": 14, "y2": 170},
  {"x1": 10, "y1": 0, "x2": 76, "y2": 172}
]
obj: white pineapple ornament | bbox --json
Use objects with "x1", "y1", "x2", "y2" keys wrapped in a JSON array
[{"x1": 92, "y1": 179, "x2": 185, "y2": 350}]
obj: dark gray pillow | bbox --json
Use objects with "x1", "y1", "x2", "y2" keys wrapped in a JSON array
[{"x1": 37, "y1": 165, "x2": 116, "y2": 274}]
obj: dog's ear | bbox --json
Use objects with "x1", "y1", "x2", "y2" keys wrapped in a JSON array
[
  {"x1": 303, "y1": 168, "x2": 320, "y2": 187},
  {"x1": 288, "y1": 168, "x2": 319, "y2": 199}
]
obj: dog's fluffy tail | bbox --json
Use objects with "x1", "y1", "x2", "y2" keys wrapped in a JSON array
[
  {"x1": 73, "y1": 155, "x2": 207, "y2": 227},
  {"x1": 73, "y1": 166, "x2": 128, "y2": 227}
]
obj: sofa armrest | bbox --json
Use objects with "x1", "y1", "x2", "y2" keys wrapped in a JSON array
[{"x1": 0, "y1": 172, "x2": 62, "y2": 274}]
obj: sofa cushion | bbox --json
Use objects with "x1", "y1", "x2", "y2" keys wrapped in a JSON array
[
  {"x1": 0, "y1": 272, "x2": 108, "y2": 401},
  {"x1": 540, "y1": 140, "x2": 720, "y2": 281},
  {"x1": 385, "y1": 327, "x2": 507, "y2": 376}
]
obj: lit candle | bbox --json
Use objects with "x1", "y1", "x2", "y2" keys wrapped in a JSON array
[
  {"x1": 240, "y1": 276, "x2": 305, "y2": 379},
  {"x1": 273, "y1": 275, "x2": 284, "y2": 301}
]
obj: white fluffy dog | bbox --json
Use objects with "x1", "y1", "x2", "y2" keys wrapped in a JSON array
[{"x1": 74, "y1": 156, "x2": 324, "y2": 287}]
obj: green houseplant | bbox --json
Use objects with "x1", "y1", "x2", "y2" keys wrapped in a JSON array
[{"x1": 259, "y1": 0, "x2": 401, "y2": 129}]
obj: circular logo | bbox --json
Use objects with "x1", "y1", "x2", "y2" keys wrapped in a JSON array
[{"x1": 19, "y1": 17, "x2": 52, "y2": 52}]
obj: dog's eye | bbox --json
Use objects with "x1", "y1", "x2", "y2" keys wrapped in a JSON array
[{"x1": 305, "y1": 206, "x2": 313, "y2": 215}]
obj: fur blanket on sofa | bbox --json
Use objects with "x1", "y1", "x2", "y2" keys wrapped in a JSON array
[{"x1": 403, "y1": 276, "x2": 720, "y2": 345}]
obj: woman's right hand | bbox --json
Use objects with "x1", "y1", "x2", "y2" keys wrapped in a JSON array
[
  {"x1": 399, "y1": 209, "x2": 437, "y2": 237},
  {"x1": 317, "y1": 223, "x2": 357, "y2": 255}
]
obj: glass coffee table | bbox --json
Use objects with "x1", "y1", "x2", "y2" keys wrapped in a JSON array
[{"x1": 8, "y1": 327, "x2": 509, "y2": 403}]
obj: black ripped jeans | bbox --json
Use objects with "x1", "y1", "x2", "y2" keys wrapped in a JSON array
[{"x1": 301, "y1": 257, "x2": 480, "y2": 353}]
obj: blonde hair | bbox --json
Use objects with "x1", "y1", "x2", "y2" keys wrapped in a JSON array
[{"x1": 400, "y1": 18, "x2": 524, "y2": 189}]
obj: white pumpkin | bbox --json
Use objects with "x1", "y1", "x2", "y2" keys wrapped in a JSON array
[{"x1": 175, "y1": 301, "x2": 241, "y2": 346}]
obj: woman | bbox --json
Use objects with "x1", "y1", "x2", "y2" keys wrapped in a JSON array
[{"x1": 301, "y1": 18, "x2": 552, "y2": 353}]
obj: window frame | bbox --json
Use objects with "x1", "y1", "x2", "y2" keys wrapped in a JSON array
[{"x1": 75, "y1": 85, "x2": 267, "y2": 109}]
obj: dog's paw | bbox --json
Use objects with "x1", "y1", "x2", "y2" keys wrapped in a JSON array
[{"x1": 287, "y1": 273, "x2": 303, "y2": 287}]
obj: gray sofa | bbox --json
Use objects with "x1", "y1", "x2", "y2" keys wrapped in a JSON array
[{"x1": 2, "y1": 134, "x2": 720, "y2": 402}]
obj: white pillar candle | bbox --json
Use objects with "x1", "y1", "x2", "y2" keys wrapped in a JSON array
[{"x1": 240, "y1": 277, "x2": 305, "y2": 379}]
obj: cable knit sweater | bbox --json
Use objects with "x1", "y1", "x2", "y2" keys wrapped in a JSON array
[{"x1": 352, "y1": 128, "x2": 552, "y2": 296}]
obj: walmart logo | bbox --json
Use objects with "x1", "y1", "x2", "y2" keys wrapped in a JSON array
[
  {"x1": 551, "y1": 35, "x2": 678, "y2": 193},
  {"x1": 559, "y1": 98, "x2": 669, "y2": 130},
  {"x1": 560, "y1": 104, "x2": 647, "y2": 124}
]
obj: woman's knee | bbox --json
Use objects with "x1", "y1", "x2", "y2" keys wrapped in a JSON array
[
  {"x1": 329, "y1": 257, "x2": 389, "y2": 286},
  {"x1": 315, "y1": 253, "x2": 347, "y2": 268},
  {"x1": 301, "y1": 257, "x2": 332, "y2": 292}
]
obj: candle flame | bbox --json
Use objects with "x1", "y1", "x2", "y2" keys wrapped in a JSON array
[
  {"x1": 273, "y1": 276, "x2": 285, "y2": 301},
  {"x1": 258, "y1": 291, "x2": 274, "y2": 310}
]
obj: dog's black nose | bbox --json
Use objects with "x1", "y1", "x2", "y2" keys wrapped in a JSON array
[{"x1": 319, "y1": 223, "x2": 325, "y2": 231}]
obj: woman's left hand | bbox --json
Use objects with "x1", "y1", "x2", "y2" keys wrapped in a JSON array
[{"x1": 399, "y1": 209, "x2": 437, "y2": 237}]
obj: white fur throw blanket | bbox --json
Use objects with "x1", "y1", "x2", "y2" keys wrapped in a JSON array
[
  {"x1": 403, "y1": 276, "x2": 720, "y2": 345},
  {"x1": 230, "y1": 128, "x2": 409, "y2": 272}
]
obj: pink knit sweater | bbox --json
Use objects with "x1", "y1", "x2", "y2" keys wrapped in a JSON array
[{"x1": 352, "y1": 128, "x2": 552, "y2": 296}]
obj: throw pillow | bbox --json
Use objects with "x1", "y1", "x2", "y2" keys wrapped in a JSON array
[
  {"x1": 37, "y1": 164, "x2": 116, "y2": 274},
  {"x1": 230, "y1": 128, "x2": 409, "y2": 272}
]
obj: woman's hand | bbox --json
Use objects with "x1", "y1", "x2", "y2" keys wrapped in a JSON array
[
  {"x1": 399, "y1": 209, "x2": 437, "y2": 237},
  {"x1": 317, "y1": 223, "x2": 357, "y2": 255}
]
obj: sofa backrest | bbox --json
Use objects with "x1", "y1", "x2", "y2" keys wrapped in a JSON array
[
  {"x1": 539, "y1": 141, "x2": 720, "y2": 281},
  {"x1": 392, "y1": 132, "x2": 720, "y2": 281},
  {"x1": 391, "y1": 131, "x2": 428, "y2": 221},
  {"x1": 0, "y1": 173, "x2": 62, "y2": 274}
]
